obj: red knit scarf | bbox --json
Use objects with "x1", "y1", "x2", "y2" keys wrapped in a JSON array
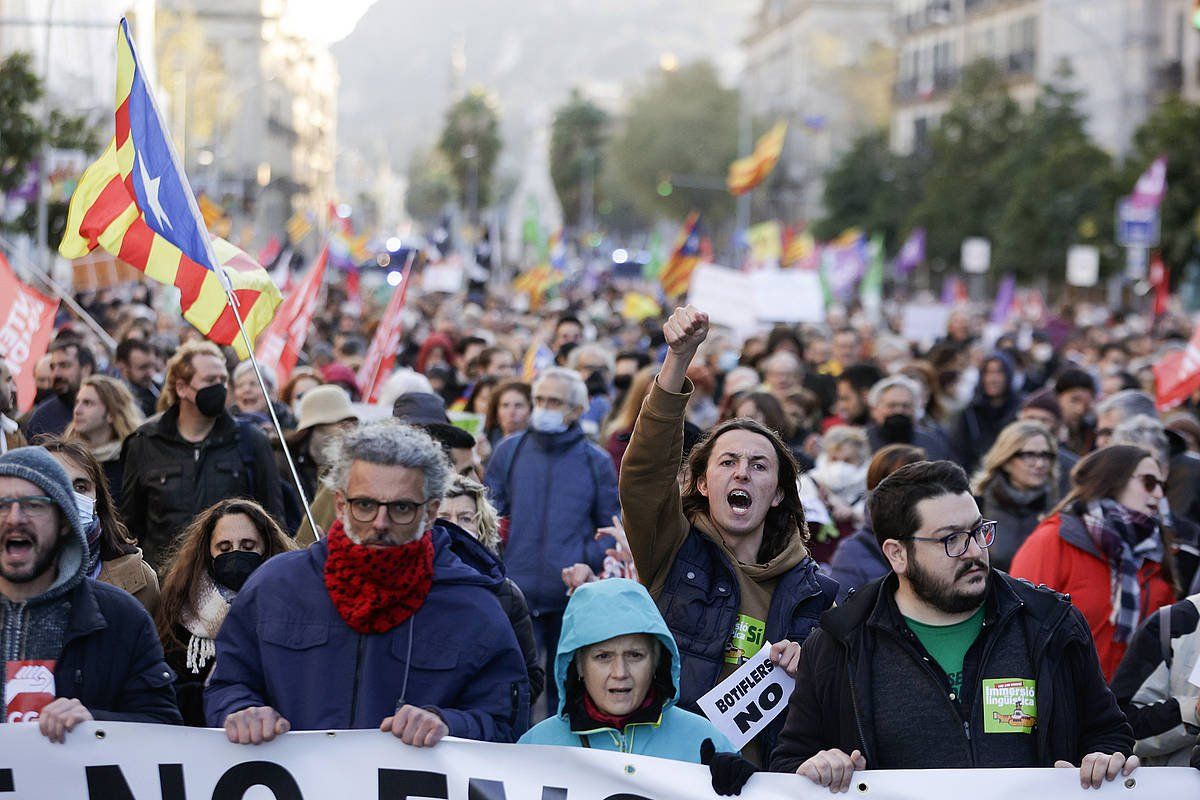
[
  {"x1": 323, "y1": 519, "x2": 435, "y2": 634},
  {"x1": 582, "y1": 688, "x2": 657, "y2": 731}
]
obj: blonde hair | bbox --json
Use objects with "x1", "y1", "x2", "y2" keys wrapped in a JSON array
[
  {"x1": 971, "y1": 420, "x2": 1058, "y2": 497},
  {"x1": 604, "y1": 365, "x2": 657, "y2": 440},
  {"x1": 66, "y1": 375, "x2": 145, "y2": 441},
  {"x1": 159, "y1": 340, "x2": 225, "y2": 411},
  {"x1": 445, "y1": 474, "x2": 501, "y2": 552}
]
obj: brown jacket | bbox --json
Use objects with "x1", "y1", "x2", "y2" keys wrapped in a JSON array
[{"x1": 98, "y1": 551, "x2": 161, "y2": 616}]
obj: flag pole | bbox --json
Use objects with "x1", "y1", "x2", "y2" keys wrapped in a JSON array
[{"x1": 220, "y1": 282, "x2": 322, "y2": 539}]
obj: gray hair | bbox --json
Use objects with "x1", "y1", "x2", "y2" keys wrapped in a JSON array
[
  {"x1": 534, "y1": 367, "x2": 589, "y2": 411},
  {"x1": 233, "y1": 360, "x2": 276, "y2": 394},
  {"x1": 821, "y1": 425, "x2": 870, "y2": 463},
  {"x1": 867, "y1": 374, "x2": 923, "y2": 409},
  {"x1": 567, "y1": 343, "x2": 615, "y2": 373},
  {"x1": 323, "y1": 420, "x2": 452, "y2": 501},
  {"x1": 761, "y1": 350, "x2": 803, "y2": 376},
  {"x1": 1095, "y1": 389, "x2": 1157, "y2": 425},
  {"x1": 1112, "y1": 414, "x2": 1170, "y2": 467}
]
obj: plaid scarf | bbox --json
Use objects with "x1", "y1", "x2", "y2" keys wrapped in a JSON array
[{"x1": 1080, "y1": 499, "x2": 1162, "y2": 644}]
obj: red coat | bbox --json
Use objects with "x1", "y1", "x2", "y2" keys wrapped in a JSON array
[{"x1": 1009, "y1": 512, "x2": 1175, "y2": 682}]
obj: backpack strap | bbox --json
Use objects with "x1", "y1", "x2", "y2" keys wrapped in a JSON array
[{"x1": 1159, "y1": 605, "x2": 1173, "y2": 668}]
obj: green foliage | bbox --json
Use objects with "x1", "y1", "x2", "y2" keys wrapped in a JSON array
[
  {"x1": 910, "y1": 60, "x2": 1023, "y2": 265},
  {"x1": 1123, "y1": 97, "x2": 1200, "y2": 274},
  {"x1": 1, "y1": 52, "x2": 101, "y2": 244},
  {"x1": 814, "y1": 129, "x2": 925, "y2": 247},
  {"x1": 606, "y1": 61, "x2": 738, "y2": 227},
  {"x1": 437, "y1": 88, "x2": 502, "y2": 214},
  {"x1": 405, "y1": 146, "x2": 455, "y2": 224},
  {"x1": 550, "y1": 90, "x2": 608, "y2": 229}
]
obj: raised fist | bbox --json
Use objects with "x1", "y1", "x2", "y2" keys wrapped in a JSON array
[{"x1": 664, "y1": 306, "x2": 709, "y2": 355}]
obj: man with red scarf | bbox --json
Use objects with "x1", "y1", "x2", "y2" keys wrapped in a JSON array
[{"x1": 205, "y1": 421, "x2": 530, "y2": 745}]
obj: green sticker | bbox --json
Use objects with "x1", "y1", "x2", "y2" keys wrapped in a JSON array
[
  {"x1": 983, "y1": 678, "x2": 1037, "y2": 734},
  {"x1": 723, "y1": 614, "x2": 766, "y2": 664}
]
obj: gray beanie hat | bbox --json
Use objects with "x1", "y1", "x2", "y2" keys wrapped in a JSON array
[{"x1": 0, "y1": 446, "x2": 83, "y2": 543}]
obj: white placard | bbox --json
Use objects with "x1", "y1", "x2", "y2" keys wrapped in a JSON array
[
  {"x1": 422, "y1": 261, "x2": 465, "y2": 293},
  {"x1": 1188, "y1": 653, "x2": 1200, "y2": 689},
  {"x1": 0, "y1": 721, "x2": 1197, "y2": 798},
  {"x1": 696, "y1": 642, "x2": 795, "y2": 750},
  {"x1": 751, "y1": 269, "x2": 826, "y2": 324},
  {"x1": 900, "y1": 303, "x2": 953, "y2": 347},
  {"x1": 687, "y1": 263, "x2": 758, "y2": 337},
  {"x1": 962, "y1": 237, "x2": 991, "y2": 274},
  {"x1": 687, "y1": 264, "x2": 826, "y2": 337},
  {"x1": 1066, "y1": 245, "x2": 1100, "y2": 288}
]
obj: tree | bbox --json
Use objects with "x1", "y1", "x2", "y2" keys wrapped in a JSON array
[
  {"x1": 437, "y1": 88, "x2": 501, "y2": 219},
  {"x1": 910, "y1": 60, "x2": 1022, "y2": 265},
  {"x1": 814, "y1": 129, "x2": 926, "y2": 247},
  {"x1": 606, "y1": 61, "x2": 739, "y2": 227},
  {"x1": 1124, "y1": 97, "x2": 1200, "y2": 274},
  {"x1": 0, "y1": 52, "x2": 100, "y2": 244},
  {"x1": 549, "y1": 90, "x2": 609, "y2": 230},
  {"x1": 990, "y1": 67, "x2": 1118, "y2": 280},
  {"x1": 405, "y1": 146, "x2": 455, "y2": 224}
]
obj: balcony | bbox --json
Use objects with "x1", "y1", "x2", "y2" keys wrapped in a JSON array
[{"x1": 1006, "y1": 50, "x2": 1036, "y2": 76}]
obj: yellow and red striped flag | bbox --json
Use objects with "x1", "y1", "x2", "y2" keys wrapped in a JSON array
[
  {"x1": 727, "y1": 120, "x2": 787, "y2": 196},
  {"x1": 659, "y1": 212, "x2": 702, "y2": 298},
  {"x1": 58, "y1": 19, "x2": 280, "y2": 358}
]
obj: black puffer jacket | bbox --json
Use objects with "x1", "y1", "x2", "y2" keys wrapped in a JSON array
[
  {"x1": 120, "y1": 406, "x2": 284, "y2": 569},
  {"x1": 770, "y1": 571, "x2": 1133, "y2": 772}
]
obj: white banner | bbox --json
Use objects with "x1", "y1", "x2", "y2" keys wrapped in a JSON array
[{"x1": 1, "y1": 723, "x2": 1197, "y2": 799}]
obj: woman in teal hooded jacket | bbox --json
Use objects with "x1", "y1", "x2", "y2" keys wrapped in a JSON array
[{"x1": 519, "y1": 578, "x2": 736, "y2": 761}]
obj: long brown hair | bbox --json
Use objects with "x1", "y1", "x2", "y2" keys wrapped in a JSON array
[
  {"x1": 65, "y1": 374, "x2": 145, "y2": 442},
  {"x1": 1050, "y1": 444, "x2": 1178, "y2": 594},
  {"x1": 681, "y1": 417, "x2": 808, "y2": 561},
  {"x1": 154, "y1": 499, "x2": 298, "y2": 653},
  {"x1": 484, "y1": 380, "x2": 531, "y2": 436},
  {"x1": 37, "y1": 436, "x2": 138, "y2": 560}
]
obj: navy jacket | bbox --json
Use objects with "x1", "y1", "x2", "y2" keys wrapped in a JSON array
[
  {"x1": 204, "y1": 525, "x2": 530, "y2": 741},
  {"x1": 485, "y1": 426, "x2": 620, "y2": 614},
  {"x1": 55, "y1": 578, "x2": 182, "y2": 724},
  {"x1": 659, "y1": 528, "x2": 839, "y2": 756},
  {"x1": 26, "y1": 394, "x2": 73, "y2": 439},
  {"x1": 827, "y1": 522, "x2": 890, "y2": 603}
]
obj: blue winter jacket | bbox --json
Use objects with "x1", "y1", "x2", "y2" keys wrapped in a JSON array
[
  {"x1": 827, "y1": 518, "x2": 890, "y2": 603},
  {"x1": 485, "y1": 425, "x2": 620, "y2": 614},
  {"x1": 519, "y1": 578, "x2": 736, "y2": 760},
  {"x1": 203, "y1": 525, "x2": 530, "y2": 740}
]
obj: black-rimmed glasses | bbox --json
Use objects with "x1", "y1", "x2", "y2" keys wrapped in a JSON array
[
  {"x1": 905, "y1": 519, "x2": 997, "y2": 557},
  {"x1": 346, "y1": 497, "x2": 429, "y2": 525}
]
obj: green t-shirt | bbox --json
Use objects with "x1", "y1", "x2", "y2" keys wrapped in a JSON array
[{"x1": 904, "y1": 605, "x2": 985, "y2": 696}]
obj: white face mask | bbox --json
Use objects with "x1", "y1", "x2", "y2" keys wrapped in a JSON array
[
  {"x1": 73, "y1": 491, "x2": 96, "y2": 527},
  {"x1": 530, "y1": 407, "x2": 568, "y2": 434},
  {"x1": 811, "y1": 458, "x2": 868, "y2": 503}
]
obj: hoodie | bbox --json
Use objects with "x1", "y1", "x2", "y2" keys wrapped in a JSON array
[
  {"x1": 951, "y1": 352, "x2": 1020, "y2": 473},
  {"x1": 519, "y1": 579, "x2": 736, "y2": 761}
]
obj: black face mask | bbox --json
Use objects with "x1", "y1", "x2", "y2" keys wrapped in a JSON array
[
  {"x1": 212, "y1": 551, "x2": 263, "y2": 592},
  {"x1": 585, "y1": 370, "x2": 609, "y2": 397},
  {"x1": 879, "y1": 413, "x2": 915, "y2": 445},
  {"x1": 193, "y1": 384, "x2": 227, "y2": 418},
  {"x1": 612, "y1": 374, "x2": 633, "y2": 392}
]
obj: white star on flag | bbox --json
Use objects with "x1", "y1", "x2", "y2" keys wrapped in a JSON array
[{"x1": 137, "y1": 153, "x2": 173, "y2": 231}]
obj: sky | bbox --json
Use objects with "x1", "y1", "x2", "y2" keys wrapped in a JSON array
[{"x1": 286, "y1": 0, "x2": 377, "y2": 45}]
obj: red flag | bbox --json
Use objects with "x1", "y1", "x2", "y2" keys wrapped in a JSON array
[
  {"x1": 0, "y1": 253, "x2": 60, "y2": 413},
  {"x1": 1150, "y1": 255, "x2": 1170, "y2": 317},
  {"x1": 255, "y1": 247, "x2": 328, "y2": 384},
  {"x1": 357, "y1": 263, "x2": 413, "y2": 403},
  {"x1": 1154, "y1": 323, "x2": 1200, "y2": 412}
]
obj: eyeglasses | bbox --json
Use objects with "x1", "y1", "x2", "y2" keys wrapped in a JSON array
[
  {"x1": 1135, "y1": 474, "x2": 1167, "y2": 493},
  {"x1": 905, "y1": 519, "x2": 997, "y2": 557},
  {"x1": 0, "y1": 496, "x2": 55, "y2": 516},
  {"x1": 1013, "y1": 450, "x2": 1054, "y2": 464},
  {"x1": 346, "y1": 496, "x2": 429, "y2": 525}
]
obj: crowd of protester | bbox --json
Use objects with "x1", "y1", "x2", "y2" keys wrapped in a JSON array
[{"x1": 2, "y1": 274, "x2": 1200, "y2": 794}]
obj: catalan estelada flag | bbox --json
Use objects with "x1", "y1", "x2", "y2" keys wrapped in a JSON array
[
  {"x1": 659, "y1": 212, "x2": 702, "y2": 297},
  {"x1": 727, "y1": 120, "x2": 787, "y2": 196},
  {"x1": 59, "y1": 18, "x2": 280, "y2": 358}
]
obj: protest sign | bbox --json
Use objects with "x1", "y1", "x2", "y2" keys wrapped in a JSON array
[
  {"x1": 900, "y1": 303, "x2": 952, "y2": 348},
  {"x1": 1, "y1": 722, "x2": 1196, "y2": 800},
  {"x1": 696, "y1": 642, "x2": 795, "y2": 750},
  {"x1": 0, "y1": 253, "x2": 59, "y2": 412},
  {"x1": 687, "y1": 264, "x2": 825, "y2": 337}
]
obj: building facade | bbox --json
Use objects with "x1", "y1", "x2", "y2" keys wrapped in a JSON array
[
  {"x1": 892, "y1": 0, "x2": 1181, "y2": 156},
  {"x1": 740, "y1": 0, "x2": 895, "y2": 223}
]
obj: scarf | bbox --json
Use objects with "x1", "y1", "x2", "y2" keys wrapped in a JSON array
[
  {"x1": 322, "y1": 519, "x2": 435, "y2": 634},
  {"x1": 582, "y1": 687, "x2": 658, "y2": 731},
  {"x1": 90, "y1": 439, "x2": 123, "y2": 464},
  {"x1": 1080, "y1": 498, "x2": 1163, "y2": 644},
  {"x1": 180, "y1": 572, "x2": 234, "y2": 673},
  {"x1": 990, "y1": 472, "x2": 1051, "y2": 512}
]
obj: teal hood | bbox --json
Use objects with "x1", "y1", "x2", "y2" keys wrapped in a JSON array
[{"x1": 553, "y1": 578, "x2": 681, "y2": 717}]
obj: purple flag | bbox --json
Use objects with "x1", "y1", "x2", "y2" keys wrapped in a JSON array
[
  {"x1": 825, "y1": 235, "x2": 867, "y2": 302},
  {"x1": 990, "y1": 274, "x2": 1016, "y2": 325},
  {"x1": 1130, "y1": 155, "x2": 1167, "y2": 209},
  {"x1": 893, "y1": 228, "x2": 925, "y2": 276}
]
